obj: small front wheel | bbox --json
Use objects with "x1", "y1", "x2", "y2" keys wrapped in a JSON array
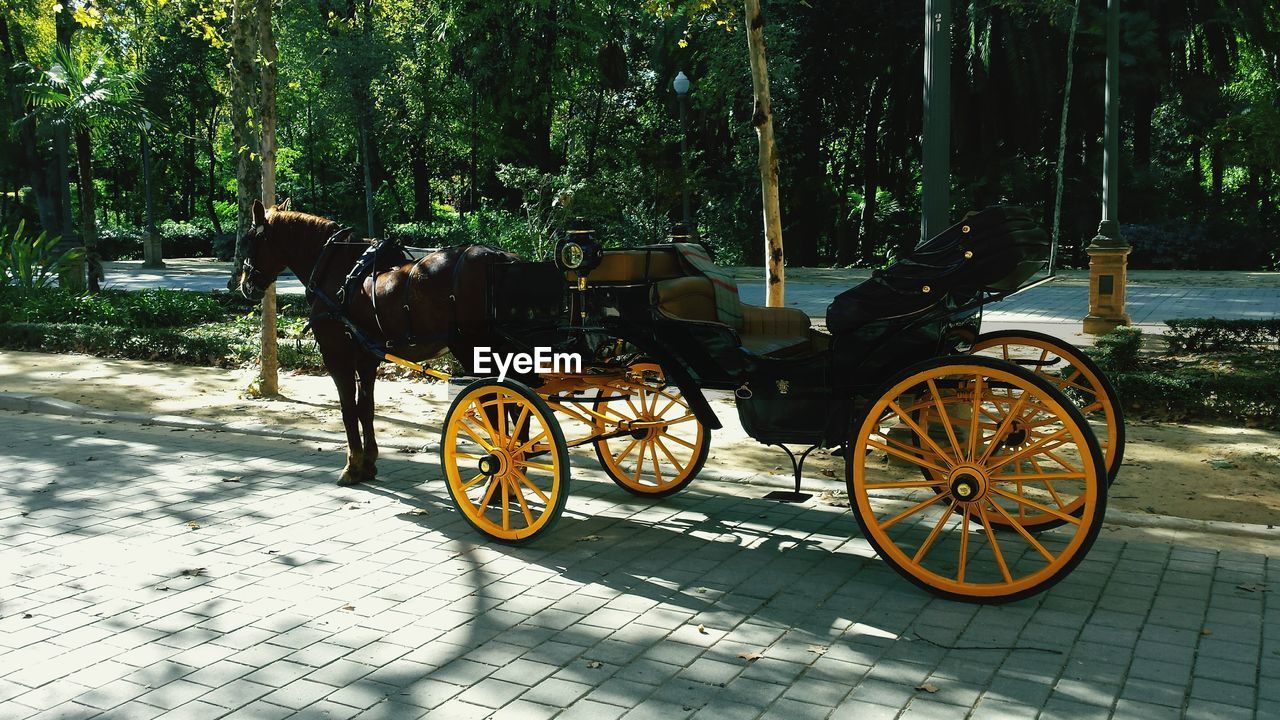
[
  {"x1": 848, "y1": 356, "x2": 1107, "y2": 603},
  {"x1": 440, "y1": 378, "x2": 569, "y2": 543},
  {"x1": 593, "y1": 363, "x2": 710, "y2": 497}
]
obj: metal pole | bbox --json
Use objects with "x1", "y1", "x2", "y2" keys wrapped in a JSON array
[
  {"x1": 1082, "y1": 0, "x2": 1131, "y2": 333},
  {"x1": 679, "y1": 93, "x2": 692, "y2": 231},
  {"x1": 922, "y1": 0, "x2": 951, "y2": 245},
  {"x1": 1090, "y1": 0, "x2": 1123, "y2": 248}
]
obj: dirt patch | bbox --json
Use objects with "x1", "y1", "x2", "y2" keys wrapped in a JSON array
[{"x1": 2, "y1": 349, "x2": 1277, "y2": 526}]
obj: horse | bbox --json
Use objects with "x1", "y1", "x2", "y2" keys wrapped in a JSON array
[{"x1": 235, "y1": 199, "x2": 518, "y2": 485}]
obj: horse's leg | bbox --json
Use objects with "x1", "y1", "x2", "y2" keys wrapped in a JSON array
[
  {"x1": 355, "y1": 356, "x2": 379, "y2": 480},
  {"x1": 320, "y1": 338, "x2": 365, "y2": 486}
]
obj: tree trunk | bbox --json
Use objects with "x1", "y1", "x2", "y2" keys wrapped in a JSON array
[
  {"x1": 1210, "y1": 144, "x2": 1224, "y2": 210},
  {"x1": 257, "y1": 0, "x2": 279, "y2": 396},
  {"x1": 410, "y1": 139, "x2": 432, "y2": 221},
  {"x1": 1050, "y1": 0, "x2": 1080, "y2": 273},
  {"x1": 204, "y1": 100, "x2": 224, "y2": 238},
  {"x1": 858, "y1": 79, "x2": 887, "y2": 264},
  {"x1": 74, "y1": 129, "x2": 101, "y2": 292},
  {"x1": 229, "y1": 0, "x2": 262, "y2": 285},
  {"x1": 744, "y1": 0, "x2": 784, "y2": 307}
]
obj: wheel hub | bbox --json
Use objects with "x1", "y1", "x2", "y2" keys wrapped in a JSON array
[
  {"x1": 947, "y1": 466, "x2": 989, "y2": 503},
  {"x1": 477, "y1": 453, "x2": 505, "y2": 476}
]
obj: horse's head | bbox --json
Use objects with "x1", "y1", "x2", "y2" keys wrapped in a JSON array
[{"x1": 237, "y1": 197, "x2": 291, "y2": 302}]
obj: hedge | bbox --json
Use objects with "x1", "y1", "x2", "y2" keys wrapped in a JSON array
[
  {"x1": 1165, "y1": 317, "x2": 1280, "y2": 353},
  {"x1": 1109, "y1": 369, "x2": 1280, "y2": 428}
]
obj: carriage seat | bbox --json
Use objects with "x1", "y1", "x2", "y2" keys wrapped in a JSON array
[
  {"x1": 655, "y1": 276, "x2": 813, "y2": 357},
  {"x1": 567, "y1": 248, "x2": 685, "y2": 284}
]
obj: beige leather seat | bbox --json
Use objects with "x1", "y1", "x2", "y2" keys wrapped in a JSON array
[
  {"x1": 567, "y1": 249, "x2": 684, "y2": 284},
  {"x1": 654, "y1": 276, "x2": 813, "y2": 357}
]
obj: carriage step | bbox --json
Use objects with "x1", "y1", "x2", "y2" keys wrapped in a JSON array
[{"x1": 762, "y1": 444, "x2": 819, "y2": 503}]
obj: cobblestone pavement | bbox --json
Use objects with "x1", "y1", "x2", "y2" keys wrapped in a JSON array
[{"x1": 2, "y1": 410, "x2": 1276, "y2": 720}]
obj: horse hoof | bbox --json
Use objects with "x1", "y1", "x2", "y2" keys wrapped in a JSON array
[
  {"x1": 361, "y1": 465, "x2": 378, "y2": 481},
  {"x1": 337, "y1": 469, "x2": 364, "y2": 486}
]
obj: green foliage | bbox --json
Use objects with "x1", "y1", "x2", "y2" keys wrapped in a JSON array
[
  {"x1": 21, "y1": 45, "x2": 146, "y2": 136},
  {"x1": 0, "y1": 286, "x2": 229, "y2": 327},
  {"x1": 1089, "y1": 327, "x2": 1144, "y2": 373},
  {"x1": 0, "y1": 222, "x2": 83, "y2": 289},
  {"x1": 1165, "y1": 318, "x2": 1280, "y2": 353}
]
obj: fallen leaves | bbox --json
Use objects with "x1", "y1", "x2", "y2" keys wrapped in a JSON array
[
  {"x1": 817, "y1": 489, "x2": 849, "y2": 507},
  {"x1": 916, "y1": 683, "x2": 939, "y2": 693},
  {"x1": 220, "y1": 476, "x2": 242, "y2": 483},
  {"x1": 586, "y1": 660, "x2": 603, "y2": 669},
  {"x1": 696, "y1": 624, "x2": 708, "y2": 635},
  {"x1": 181, "y1": 568, "x2": 207, "y2": 577},
  {"x1": 405, "y1": 508, "x2": 429, "y2": 516},
  {"x1": 737, "y1": 650, "x2": 764, "y2": 662},
  {"x1": 1237, "y1": 583, "x2": 1267, "y2": 593},
  {"x1": 806, "y1": 645, "x2": 828, "y2": 656},
  {"x1": 576, "y1": 535, "x2": 603, "y2": 543},
  {"x1": 185, "y1": 521, "x2": 200, "y2": 530},
  {"x1": 341, "y1": 605, "x2": 356, "y2": 612}
]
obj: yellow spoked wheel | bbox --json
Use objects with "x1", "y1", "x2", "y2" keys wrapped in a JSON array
[
  {"x1": 971, "y1": 330, "x2": 1124, "y2": 484},
  {"x1": 849, "y1": 356, "x2": 1106, "y2": 603},
  {"x1": 593, "y1": 363, "x2": 710, "y2": 497},
  {"x1": 441, "y1": 378, "x2": 569, "y2": 544}
]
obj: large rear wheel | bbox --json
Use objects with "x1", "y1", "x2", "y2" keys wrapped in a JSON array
[
  {"x1": 848, "y1": 356, "x2": 1107, "y2": 603},
  {"x1": 441, "y1": 378, "x2": 569, "y2": 544}
]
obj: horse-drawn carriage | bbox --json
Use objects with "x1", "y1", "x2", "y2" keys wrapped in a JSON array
[
  {"x1": 238, "y1": 199, "x2": 1122, "y2": 603},
  {"x1": 432, "y1": 206, "x2": 1123, "y2": 603}
]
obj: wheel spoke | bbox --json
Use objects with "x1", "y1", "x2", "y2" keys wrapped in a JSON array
[
  {"x1": 991, "y1": 487, "x2": 1081, "y2": 524},
  {"x1": 878, "y1": 491, "x2": 948, "y2": 530},
  {"x1": 514, "y1": 469, "x2": 549, "y2": 503},
  {"x1": 968, "y1": 375, "x2": 984, "y2": 460},
  {"x1": 912, "y1": 500, "x2": 956, "y2": 563},
  {"x1": 459, "y1": 420, "x2": 495, "y2": 453},
  {"x1": 662, "y1": 433, "x2": 697, "y2": 450},
  {"x1": 522, "y1": 460, "x2": 556, "y2": 473},
  {"x1": 978, "y1": 390, "x2": 1030, "y2": 465},
  {"x1": 957, "y1": 506, "x2": 970, "y2": 583},
  {"x1": 987, "y1": 500, "x2": 1057, "y2": 563},
  {"x1": 460, "y1": 472, "x2": 488, "y2": 491},
  {"x1": 512, "y1": 430, "x2": 549, "y2": 455},
  {"x1": 927, "y1": 379, "x2": 964, "y2": 463},
  {"x1": 513, "y1": 479, "x2": 536, "y2": 526},
  {"x1": 863, "y1": 479, "x2": 948, "y2": 490},
  {"x1": 977, "y1": 503, "x2": 1013, "y2": 584},
  {"x1": 476, "y1": 476, "x2": 500, "y2": 515},
  {"x1": 614, "y1": 437, "x2": 641, "y2": 463},
  {"x1": 654, "y1": 435, "x2": 684, "y2": 471},
  {"x1": 633, "y1": 444, "x2": 646, "y2": 483},
  {"x1": 888, "y1": 400, "x2": 957, "y2": 466},
  {"x1": 501, "y1": 477, "x2": 510, "y2": 530},
  {"x1": 866, "y1": 438, "x2": 949, "y2": 476},
  {"x1": 649, "y1": 442, "x2": 664, "y2": 486},
  {"x1": 985, "y1": 427, "x2": 1071, "y2": 473}
]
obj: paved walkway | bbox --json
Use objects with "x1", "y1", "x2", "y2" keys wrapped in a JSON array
[
  {"x1": 104, "y1": 260, "x2": 1280, "y2": 341},
  {"x1": 2, "y1": 410, "x2": 1276, "y2": 719}
]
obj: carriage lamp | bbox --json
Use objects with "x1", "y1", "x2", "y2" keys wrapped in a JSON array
[{"x1": 555, "y1": 219, "x2": 603, "y2": 276}]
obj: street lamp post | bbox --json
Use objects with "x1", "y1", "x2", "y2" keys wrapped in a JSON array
[
  {"x1": 922, "y1": 0, "x2": 951, "y2": 244},
  {"x1": 673, "y1": 70, "x2": 692, "y2": 235},
  {"x1": 1083, "y1": 0, "x2": 1131, "y2": 333},
  {"x1": 140, "y1": 120, "x2": 164, "y2": 269}
]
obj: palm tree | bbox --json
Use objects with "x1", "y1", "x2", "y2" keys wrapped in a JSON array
[{"x1": 24, "y1": 46, "x2": 144, "y2": 292}]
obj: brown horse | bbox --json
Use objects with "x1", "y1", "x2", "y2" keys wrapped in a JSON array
[{"x1": 236, "y1": 199, "x2": 517, "y2": 485}]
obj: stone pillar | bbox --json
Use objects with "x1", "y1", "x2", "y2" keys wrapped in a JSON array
[{"x1": 1083, "y1": 223, "x2": 1131, "y2": 334}]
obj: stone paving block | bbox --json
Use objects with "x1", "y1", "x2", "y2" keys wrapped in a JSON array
[
  {"x1": 322, "y1": 681, "x2": 397, "y2": 711},
  {"x1": 827, "y1": 700, "x2": 902, "y2": 720},
  {"x1": 1111, "y1": 699, "x2": 1182, "y2": 720},
  {"x1": 286, "y1": 699, "x2": 362, "y2": 720},
  {"x1": 199, "y1": 678, "x2": 273, "y2": 710},
  {"x1": 262, "y1": 678, "x2": 336, "y2": 710},
  {"x1": 1189, "y1": 676, "x2": 1255, "y2": 707},
  {"x1": 218, "y1": 699, "x2": 295, "y2": 720},
  {"x1": 93, "y1": 700, "x2": 170, "y2": 720},
  {"x1": 134, "y1": 679, "x2": 210, "y2": 711},
  {"x1": 518, "y1": 678, "x2": 592, "y2": 707},
  {"x1": 1183, "y1": 698, "x2": 1254, "y2": 720}
]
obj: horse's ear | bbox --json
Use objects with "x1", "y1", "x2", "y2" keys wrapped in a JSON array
[
  {"x1": 251, "y1": 199, "x2": 267, "y2": 231},
  {"x1": 277, "y1": 197, "x2": 291, "y2": 212}
]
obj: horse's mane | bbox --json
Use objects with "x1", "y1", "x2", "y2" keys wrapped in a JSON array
[{"x1": 268, "y1": 210, "x2": 347, "y2": 242}]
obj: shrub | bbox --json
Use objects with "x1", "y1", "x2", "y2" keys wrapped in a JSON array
[
  {"x1": 0, "y1": 221, "x2": 84, "y2": 289},
  {"x1": 1089, "y1": 326, "x2": 1143, "y2": 372},
  {"x1": 0, "y1": 286, "x2": 232, "y2": 327},
  {"x1": 1109, "y1": 368, "x2": 1280, "y2": 429},
  {"x1": 99, "y1": 225, "x2": 144, "y2": 261},
  {"x1": 1165, "y1": 318, "x2": 1280, "y2": 353},
  {"x1": 157, "y1": 219, "x2": 216, "y2": 257}
]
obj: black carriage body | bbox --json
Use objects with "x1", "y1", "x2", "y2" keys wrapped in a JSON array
[{"x1": 475, "y1": 206, "x2": 1047, "y2": 448}]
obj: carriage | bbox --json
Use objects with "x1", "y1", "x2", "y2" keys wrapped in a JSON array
[{"x1": 429, "y1": 206, "x2": 1123, "y2": 603}]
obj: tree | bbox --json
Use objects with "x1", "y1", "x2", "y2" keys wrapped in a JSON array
[
  {"x1": 743, "y1": 0, "x2": 784, "y2": 306},
  {"x1": 229, "y1": 0, "x2": 279, "y2": 396},
  {"x1": 23, "y1": 45, "x2": 143, "y2": 291}
]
